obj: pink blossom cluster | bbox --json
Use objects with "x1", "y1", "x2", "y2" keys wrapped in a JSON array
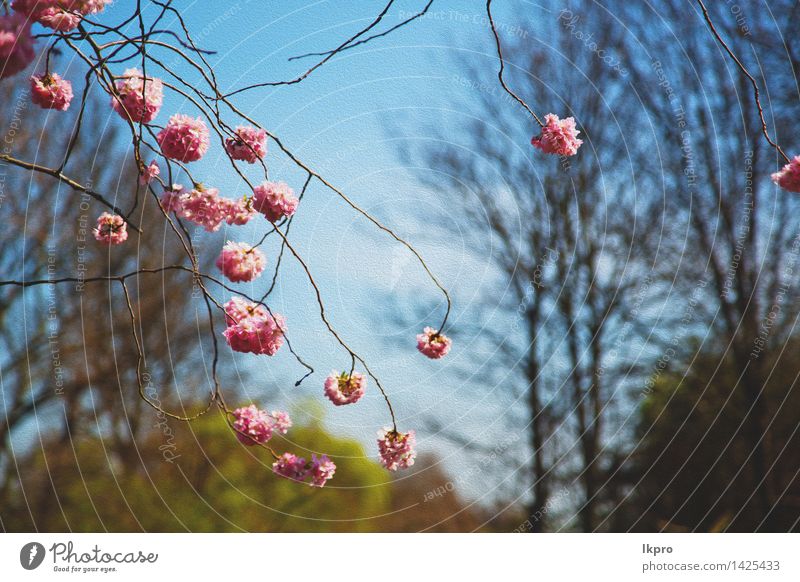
[
  {"x1": 416, "y1": 327, "x2": 452, "y2": 359},
  {"x1": 92, "y1": 212, "x2": 128, "y2": 245},
  {"x1": 160, "y1": 185, "x2": 254, "y2": 231},
  {"x1": 35, "y1": 8, "x2": 81, "y2": 31},
  {"x1": 0, "y1": 13, "x2": 35, "y2": 79},
  {"x1": 159, "y1": 184, "x2": 185, "y2": 214},
  {"x1": 11, "y1": 1, "x2": 111, "y2": 33},
  {"x1": 771, "y1": 156, "x2": 800, "y2": 193},
  {"x1": 220, "y1": 196, "x2": 255, "y2": 226},
  {"x1": 111, "y1": 67, "x2": 163, "y2": 123},
  {"x1": 252, "y1": 181, "x2": 298, "y2": 223},
  {"x1": 272, "y1": 452, "x2": 336, "y2": 487},
  {"x1": 72, "y1": 0, "x2": 113, "y2": 15},
  {"x1": 308, "y1": 454, "x2": 336, "y2": 487},
  {"x1": 323, "y1": 371, "x2": 366, "y2": 406},
  {"x1": 179, "y1": 184, "x2": 228, "y2": 231},
  {"x1": 377, "y1": 429, "x2": 417, "y2": 471},
  {"x1": 270, "y1": 410, "x2": 292, "y2": 435},
  {"x1": 138, "y1": 160, "x2": 159, "y2": 186},
  {"x1": 272, "y1": 453, "x2": 306, "y2": 481},
  {"x1": 232, "y1": 405, "x2": 273, "y2": 445},
  {"x1": 531, "y1": 113, "x2": 583, "y2": 157},
  {"x1": 157, "y1": 114, "x2": 209, "y2": 162},
  {"x1": 225, "y1": 125, "x2": 267, "y2": 164},
  {"x1": 232, "y1": 405, "x2": 292, "y2": 446},
  {"x1": 223, "y1": 297, "x2": 285, "y2": 356},
  {"x1": 216, "y1": 241, "x2": 266, "y2": 283},
  {"x1": 30, "y1": 73, "x2": 73, "y2": 111}
]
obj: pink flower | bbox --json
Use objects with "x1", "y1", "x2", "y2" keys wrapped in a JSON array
[
  {"x1": 110, "y1": 68, "x2": 163, "y2": 124},
  {"x1": 73, "y1": 0, "x2": 112, "y2": 14},
  {"x1": 232, "y1": 404, "x2": 274, "y2": 446},
  {"x1": 223, "y1": 296, "x2": 255, "y2": 325},
  {"x1": 10, "y1": 0, "x2": 55, "y2": 18},
  {"x1": 377, "y1": 429, "x2": 417, "y2": 471},
  {"x1": 0, "y1": 13, "x2": 35, "y2": 79},
  {"x1": 252, "y1": 181, "x2": 298, "y2": 223},
  {"x1": 222, "y1": 297, "x2": 286, "y2": 356},
  {"x1": 215, "y1": 241, "x2": 266, "y2": 283},
  {"x1": 270, "y1": 411, "x2": 292, "y2": 435},
  {"x1": 272, "y1": 453, "x2": 309, "y2": 483},
  {"x1": 138, "y1": 160, "x2": 159, "y2": 185},
  {"x1": 36, "y1": 7, "x2": 82, "y2": 31},
  {"x1": 220, "y1": 196, "x2": 255, "y2": 226},
  {"x1": 157, "y1": 114, "x2": 210, "y2": 162},
  {"x1": 10, "y1": 0, "x2": 53, "y2": 14},
  {"x1": 16, "y1": 0, "x2": 113, "y2": 17},
  {"x1": 308, "y1": 454, "x2": 336, "y2": 487},
  {"x1": 231, "y1": 406, "x2": 290, "y2": 446},
  {"x1": 323, "y1": 371, "x2": 366, "y2": 406},
  {"x1": 160, "y1": 183, "x2": 185, "y2": 213},
  {"x1": 179, "y1": 184, "x2": 226, "y2": 231},
  {"x1": 161, "y1": 183, "x2": 247, "y2": 232},
  {"x1": 10, "y1": 0, "x2": 100, "y2": 33},
  {"x1": 30, "y1": 73, "x2": 73, "y2": 111},
  {"x1": 416, "y1": 327, "x2": 452, "y2": 359},
  {"x1": 92, "y1": 212, "x2": 128, "y2": 245},
  {"x1": 531, "y1": 113, "x2": 583, "y2": 157},
  {"x1": 272, "y1": 452, "x2": 336, "y2": 487},
  {"x1": 225, "y1": 125, "x2": 267, "y2": 164},
  {"x1": 771, "y1": 156, "x2": 800, "y2": 193}
]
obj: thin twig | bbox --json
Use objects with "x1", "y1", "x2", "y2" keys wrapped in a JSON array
[
  {"x1": 289, "y1": 0, "x2": 435, "y2": 61},
  {"x1": 486, "y1": 0, "x2": 543, "y2": 127},
  {"x1": 0, "y1": 154, "x2": 141, "y2": 232},
  {"x1": 696, "y1": 0, "x2": 789, "y2": 163},
  {"x1": 222, "y1": 0, "x2": 398, "y2": 98}
]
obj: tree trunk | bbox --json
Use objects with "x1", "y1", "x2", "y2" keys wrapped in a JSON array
[{"x1": 524, "y1": 307, "x2": 549, "y2": 532}]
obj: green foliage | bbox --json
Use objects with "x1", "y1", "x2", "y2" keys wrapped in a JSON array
[
  {"x1": 624, "y1": 342, "x2": 800, "y2": 532},
  {"x1": 2, "y1": 411, "x2": 392, "y2": 532}
]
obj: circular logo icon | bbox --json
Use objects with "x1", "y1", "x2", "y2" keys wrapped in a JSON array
[{"x1": 20, "y1": 542, "x2": 46, "y2": 570}]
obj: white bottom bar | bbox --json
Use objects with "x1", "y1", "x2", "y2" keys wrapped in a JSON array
[{"x1": 0, "y1": 533, "x2": 796, "y2": 580}]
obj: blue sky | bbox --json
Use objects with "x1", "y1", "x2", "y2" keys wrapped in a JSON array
[
  {"x1": 1, "y1": 0, "x2": 605, "y2": 506},
  {"x1": 112, "y1": 0, "x2": 542, "y2": 499}
]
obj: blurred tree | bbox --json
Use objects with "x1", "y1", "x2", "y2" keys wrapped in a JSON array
[
  {"x1": 402, "y1": 0, "x2": 665, "y2": 530},
  {"x1": 618, "y1": 338, "x2": 800, "y2": 532},
  {"x1": 402, "y1": 0, "x2": 800, "y2": 532},
  {"x1": 0, "y1": 75, "x2": 222, "y2": 524},
  {"x1": 614, "y1": 0, "x2": 800, "y2": 528}
]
